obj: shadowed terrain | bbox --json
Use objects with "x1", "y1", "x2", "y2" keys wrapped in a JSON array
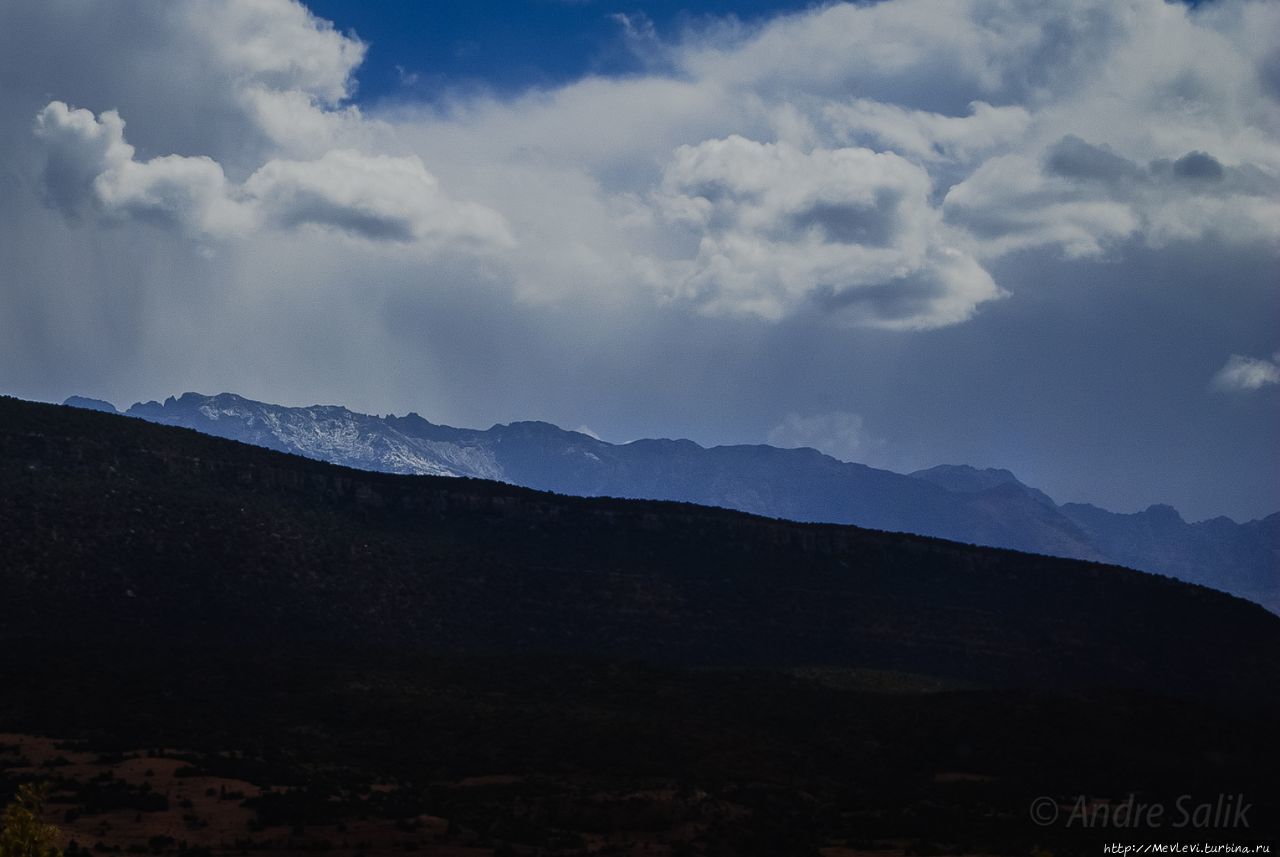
[
  {"x1": 108, "y1": 392, "x2": 1280, "y2": 612},
  {"x1": 1, "y1": 396, "x2": 1277, "y2": 854}
]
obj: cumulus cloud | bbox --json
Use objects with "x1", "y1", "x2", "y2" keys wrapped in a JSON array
[
  {"x1": 177, "y1": 0, "x2": 391, "y2": 163},
  {"x1": 193, "y1": 0, "x2": 365, "y2": 106},
  {"x1": 944, "y1": 134, "x2": 1280, "y2": 258},
  {"x1": 400, "y1": 0, "x2": 1279, "y2": 323},
  {"x1": 35, "y1": 101, "x2": 248, "y2": 236},
  {"x1": 34, "y1": 101, "x2": 510, "y2": 247},
  {"x1": 245, "y1": 149, "x2": 512, "y2": 245},
  {"x1": 26, "y1": 0, "x2": 1280, "y2": 323},
  {"x1": 32, "y1": 101, "x2": 132, "y2": 216},
  {"x1": 766, "y1": 412, "x2": 881, "y2": 463},
  {"x1": 652, "y1": 135, "x2": 1002, "y2": 328},
  {"x1": 1214, "y1": 353, "x2": 1280, "y2": 392},
  {"x1": 824, "y1": 99, "x2": 1032, "y2": 164},
  {"x1": 28, "y1": 0, "x2": 507, "y2": 249}
]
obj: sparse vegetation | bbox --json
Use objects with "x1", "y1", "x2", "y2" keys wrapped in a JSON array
[{"x1": 0, "y1": 784, "x2": 61, "y2": 857}]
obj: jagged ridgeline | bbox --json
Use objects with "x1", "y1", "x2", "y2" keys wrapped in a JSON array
[
  {"x1": 106, "y1": 392, "x2": 1280, "y2": 612},
  {"x1": 2, "y1": 394, "x2": 1278, "y2": 699}
]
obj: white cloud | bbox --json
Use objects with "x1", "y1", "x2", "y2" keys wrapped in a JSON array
[
  {"x1": 245, "y1": 149, "x2": 513, "y2": 246},
  {"x1": 28, "y1": 0, "x2": 511, "y2": 250},
  {"x1": 652, "y1": 135, "x2": 1003, "y2": 328},
  {"x1": 239, "y1": 87, "x2": 370, "y2": 156},
  {"x1": 191, "y1": 0, "x2": 365, "y2": 105},
  {"x1": 34, "y1": 101, "x2": 510, "y2": 247},
  {"x1": 176, "y1": 0, "x2": 383, "y2": 163},
  {"x1": 27, "y1": 0, "x2": 1279, "y2": 326},
  {"x1": 1214, "y1": 353, "x2": 1280, "y2": 392},
  {"x1": 942, "y1": 152, "x2": 1144, "y2": 259},
  {"x1": 767, "y1": 412, "x2": 881, "y2": 463},
  {"x1": 824, "y1": 99, "x2": 1032, "y2": 163},
  {"x1": 943, "y1": 134, "x2": 1280, "y2": 259},
  {"x1": 398, "y1": 0, "x2": 1279, "y2": 321},
  {"x1": 34, "y1": 100, "x2": 249, "y2": 236}
]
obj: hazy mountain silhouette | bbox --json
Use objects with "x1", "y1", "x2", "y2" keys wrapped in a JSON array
[
  {"x1": 63, "y1": 395, "x2": 119, "y2": 414},
  {"x1": 75, "y1": 392, "x2": 1277, "y2": 611}
]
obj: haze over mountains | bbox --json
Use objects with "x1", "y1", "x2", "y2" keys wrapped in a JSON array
[{"x1": 72, "y1": 392, "x2": 1279, "y2": 612}]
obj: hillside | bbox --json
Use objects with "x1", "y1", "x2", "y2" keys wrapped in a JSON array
[
  {"x1": 3, "y1": 395, "x2": 1279, "y2": 853},
  {"x1": 109, "y1": 393, "x2": 1279, "y2": 610},
  {"x1": 3, "y1": 394, "x2": 1276, "y2": 693}
]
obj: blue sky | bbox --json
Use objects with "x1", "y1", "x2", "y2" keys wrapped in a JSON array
[
  {"x1": 306, "y1": 0, "x2": 822, "y2": 101},
  {"x1": 0, "y1": 0, "x2": 1277, "y2": 521}
]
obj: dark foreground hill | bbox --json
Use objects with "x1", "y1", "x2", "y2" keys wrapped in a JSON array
[
  {"x1": 2, "y1": 396, "x2": 1278, "y2": 853},
  {"x1": 110, "y1": 392, "x2": 1280, "y2": 611},
  {"x1": 5, "y1": 395, "x2": 1278, "y2": 692}
]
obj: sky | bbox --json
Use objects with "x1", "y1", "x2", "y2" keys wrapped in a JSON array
[{"x1": 0, "y1": 0, "x2": 1277, "y2": 522}]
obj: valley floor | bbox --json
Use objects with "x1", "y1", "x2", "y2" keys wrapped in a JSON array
[{"x1": 2, "y1": 647, "x2": 1277, "y2": 857}]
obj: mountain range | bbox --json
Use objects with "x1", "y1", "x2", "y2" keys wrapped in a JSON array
[{"x1": 69, "y1": 391, "x2": 1279, "y2": 612}]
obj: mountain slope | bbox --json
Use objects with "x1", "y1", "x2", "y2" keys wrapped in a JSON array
[
  {"x1": 8, "y1": 395, "x2": 1280, "y2": 699},
  {"x1": 127, "y1": 393, "x2": 501, "y2": 478},
  {"x1": 909, "y1": 464, "x2": 1280, "y2": 613},
  {"x1": 1060, "y1": 502, "x2": 1280, "y2": 609},
  {"x1": 8, "y1": 395, "x2": 1280, "y2": 849},
  {"x1": 909, "y1": 463, "x2": 1056, "y2": 507},
  {"x1": 117, "y1": 393, "x2": 1106, "y2": 558},
  {"x1": 88, "y1": 392, "x2": 1277, "y2": 609}
]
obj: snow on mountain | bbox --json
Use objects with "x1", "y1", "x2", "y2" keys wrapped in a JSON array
[{"x1": 124, "y1": 393, "x2": 501, "y2": 478}]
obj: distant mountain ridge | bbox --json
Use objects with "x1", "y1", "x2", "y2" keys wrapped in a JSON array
[
  {"x1": 77, "y1": 392, "x2": 1278, "y2": 610},
  {"x1": 909, "y1": 463, "x2": 1057, "y2": 508}
]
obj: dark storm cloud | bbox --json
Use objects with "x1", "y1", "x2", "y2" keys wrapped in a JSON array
[
  {"x1": 788, "y1": 193, "x2": 900, "y2": 246},
  {"x1": 1172, "y1": 150, "x2": 1225, "y2": 181},
  {"x1": 270, "y1": 194, "x2": 417, "y2": 241},
  {"x1": 810, "y1": 264, "x2": 958, "y2": 322},
  {"x1": 1045, "y1": 135, "x2": 1144, "y2": 183}
]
